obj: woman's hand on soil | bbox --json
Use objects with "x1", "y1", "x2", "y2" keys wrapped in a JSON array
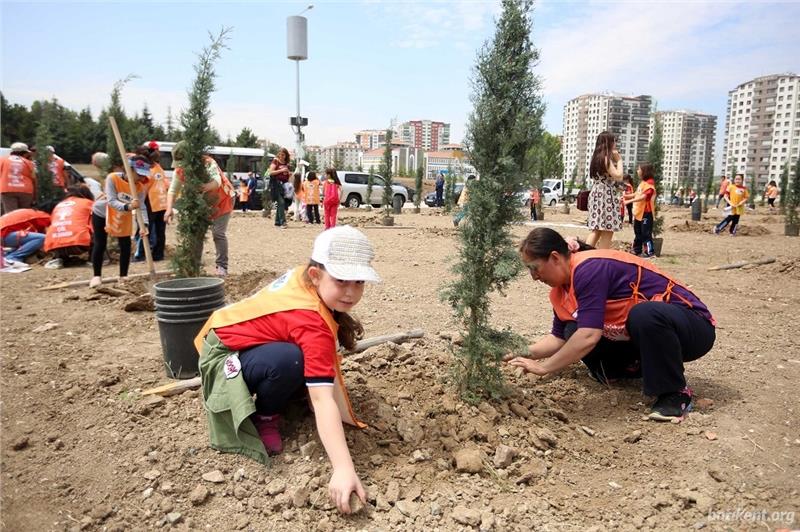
[
  {"x1": 507, "y1": 357, "x2": 549, "y2": 376},
  {"x1": 329, "y1": 468, "x2": 365, "y2": 514}
]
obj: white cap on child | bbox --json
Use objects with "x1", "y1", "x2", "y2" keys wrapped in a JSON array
[{"x1": 311, "y1": 226, "x2": 381, "y2": 283}]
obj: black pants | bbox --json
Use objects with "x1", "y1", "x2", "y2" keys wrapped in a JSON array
[
  {"x1": 435, "y1": 189, "x2": 443, "y2": 207},
  {"x1": 626, "y1": 203, "x2": 633, "y2": 224},
  {"x1": 715, "y1": 214, "x2": 740, "y2": 234},
  {"x1": 530, "y1": 202, "x2": 538, "y2": 221},
  {"x1": 566, "y1": 302, "x2": 715, "y2": 397},
  {"x1": 239, "y1": 343, "x2": 305, "y2": 416},
  {"x1": 91, "y1": 213, "x2": 131, "y2": 277},
  {"x1": 306, "y1": 204, "x2": 321, "y2": 224},
  {"x1": 632, "y1": 212, "x2": 654, "y2": 255}
]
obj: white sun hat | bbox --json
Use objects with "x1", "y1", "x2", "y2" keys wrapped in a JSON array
[{"x1": 311, "y1": 226, "x2": 381, "y2": 282}]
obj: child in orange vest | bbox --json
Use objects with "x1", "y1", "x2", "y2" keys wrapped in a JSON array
[
  {"x1": 624, "y1": 163, "x2": 656, "y2": 257},
  {"x1": 323, "y1": 168, "x2": 341, "y2": 229},
  {"x1": 90, "y1": 156, "x2": 151, "y2": 288},
  {"x1": 302, "y1": 171, "x2": 321, "y2": 224},
  {"x1": 714, "y1": 174, "x2": 749, "y2": 236},
  {"x1": 196, "y1": 226, "x2": 380, "y2": 514},
  {"x1": 765, "y1": 180, "x2": 779, "y2": 214}
]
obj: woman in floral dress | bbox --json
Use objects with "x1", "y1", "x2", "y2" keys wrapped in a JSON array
[{"x1": 586, "y1": 131, "x2": 624, "y2": 249}]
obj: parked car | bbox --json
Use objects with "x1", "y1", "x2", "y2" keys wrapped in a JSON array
[
  {"x1": 337, "y1": 171, "x2": 408, "y2": 208},
  {"x1": 424, "y1": 183, "x2": 465, "y2": 207},
  {"x1": 230, "y1": 176, "x2": 266, "y2": 210}
]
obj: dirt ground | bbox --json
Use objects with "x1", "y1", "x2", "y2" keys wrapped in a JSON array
[{"x1": 1, "y1": 203, "x2": 799, "y2": 531}]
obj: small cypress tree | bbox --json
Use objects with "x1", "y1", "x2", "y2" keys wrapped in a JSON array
[
  {"x1": 367, "y1": 165, "x2": 375, "y2": 206},
  {"x1": 33, "y1": 105, "x2": 59, "y2": 207},
  {"x1": 380, "y1": 129, "x2": 394, "y2": 216},
  {"x1": 226, "y1": 152, "x2": 237, "y2": 178},
  {"x1": 647, "y1": 115, "x2": 665, "y2": 236},
  {"x1": 786, "y1": 157, "x2": 800, "y2": 232},
  {"x1": 779, "y1": 162, "x2": 790, "y2": 215},
  {"x1": 104, "y1": 75, "x2": 138, "y2": 173},
  {"x1": 443, "y1": 0, "x2": 543, "y2": 402},
  {"x1": 444, "y1": 164, "x2": 456, "y2": 213},
  {"x1": 414, "y1": 164, "x2": 424, "y2": 209},
  {"x1": 171, "y1": 28, "x2": 231, "y2": 278}
]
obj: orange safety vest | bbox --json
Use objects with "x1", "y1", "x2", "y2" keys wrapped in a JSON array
[
  {"x1": 301, "y1": 180, "x2": 320, "y2": 205},
  {"x1": 44, "y1": 197, "x2": 94, "y2": 251},
  {"x1": 196, "y1": 267, "x2": 366, "y2": 428},
  {"x1": 49, "y1": 156, "x2": 66, "y2": 189},
  {"x1": 105, "y1": 172, "x2": 149, "y2": 237},
  {"x1": 0, "y1": 208, "x2": 50, "y2": 238},
  {"x1": 175, "y1": 157, "x2": 234, "y2": 220},
  {"x1": 147, "y1": 164, "x2": 169, "y2": 213},
  {"x1": 0, "y1": 155, "x2": 36, "y2": 195},
  {"x1": 632, "y1": 179, "x2": 656, "y2": 221},
  {"x1": 238, "y1": 182, "x2": 250, "y2": 203},
  {"x1": 550, "y1": 250, "x2": 715, "y2": 341}
]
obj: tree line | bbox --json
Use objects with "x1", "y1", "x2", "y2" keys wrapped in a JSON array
[{"x1": 1, "y1": 91, "x2": 261, "y2": 163}]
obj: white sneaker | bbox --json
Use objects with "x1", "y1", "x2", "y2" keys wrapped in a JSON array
[
  {"x1": 215, "y1": 266, "x2": 228, "y2": 277},
  {"x1": 45, "y1": 258, "x2": 64, "y2": 270},
  {"x1": 89, "y1": 276, "x2": 102, "y2": 288}
]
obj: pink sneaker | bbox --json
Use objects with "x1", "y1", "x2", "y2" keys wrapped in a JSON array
[{"x1": 252, "y1": 414, "x2": 283, "y2": 454}]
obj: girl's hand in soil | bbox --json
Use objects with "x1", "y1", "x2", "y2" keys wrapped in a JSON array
[
  {"x1": 507, "y1": 357, "x2": 549, "y2": 376},
  {"x1": 329, "y1": 468, "x2": 366, "y2": 514}
]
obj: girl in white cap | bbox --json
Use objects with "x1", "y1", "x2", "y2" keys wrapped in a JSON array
[{"x1": 196, "y1": 225, "x2": 380, "y2": 514}]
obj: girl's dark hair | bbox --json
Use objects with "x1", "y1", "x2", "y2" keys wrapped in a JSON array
[
  {"x1": 623, "y1": 174, "x2": 633, "y2": 184},
  {"x1": 638, "y1": 162, "x2": 655, "y2": 181},
  {"x1": 518, "y1": 227, "x2": 593, "y2": 260},
  {"x1": 307, "y1": 171, "x2": 318, "y2": 181},
  {"x1": 276, "y1": 147, "x2": 290, "y2": 162},
  {"x1": 768, "y1": 180, "x2": 777, "y2": 186},
  {"x1": 302, "y1": 261, "x2": 364, "y2": 350},
  {"x1": 65, "y1": 185, "x2": 95, "y2": 201},
  {"x1": 325, "y1": 168, "x2": 341, "y2": 185},
  {"x1": 293, "y1": 172, "x2": 302, "y2": 192},
  {"x1": 589, "y1": 131, "x2": 617, "y2": 178}
]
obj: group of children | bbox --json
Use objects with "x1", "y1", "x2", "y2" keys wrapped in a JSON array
[{"x1": 289, "y1": 168, "x2": 342, "y2": 229}]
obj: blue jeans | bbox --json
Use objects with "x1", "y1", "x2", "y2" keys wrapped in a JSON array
[
  {"x1": 239, "y1": 342, "x2": 305, "y2": 415},
  {"x1": 3, "y1": 231, "x2": 45, "y2": 262}
]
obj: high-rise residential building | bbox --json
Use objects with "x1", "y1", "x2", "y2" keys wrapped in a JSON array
[
  {"x1": 651, "y1": 111, "x2": 717, "y2": 191},
  {"x1": 320, "y1": 142, "x2": 362, "y2": 171},
  {"x1": 562, "y1": 93, "x2": 652, "y2": 182},
  {"x1": 354, "y1": 130, "x2": 387, "y2": 151},
  {"x1": 396, "y1": 120, "x2": 451, "y2": 151},
  {"x1": 722, "y1": 73, "x2": 800, "y2": 190}
]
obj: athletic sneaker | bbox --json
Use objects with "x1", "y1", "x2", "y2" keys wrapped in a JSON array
[
  {"x1": 713, "y1": 226, "x2": 721, "y2": 235},
  {"x1": 648, "y1": 388, "x2": 693, "y2": 421},
  {"x1": 45, "y1": 258, "x2": 64, "y2": 269},
  {"x1": 89, "y1": 276, "x2": 103, "y2": 288},
  {"x1": 215, "y1": 266, "x2": 227, "y2": 277},
  {"x1": 252, "y1": 414, "x2": 283, "y2": 454}
]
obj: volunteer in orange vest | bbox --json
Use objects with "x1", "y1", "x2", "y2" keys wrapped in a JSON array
[
  {"x1": 765, "y1": 180, "x2": 779, "y2": 214},
  {"x1": 89, "y1": 155, "x2": 151, "y2": 288},
  {"x1": 43, "y1": 185, "x2": 95, "y2": 268},
  {"x1": 529, "y1": 187, "x2": 540, "y2": 221},
  {"x1": 714, "y1": 174, "x2": 749, "y2": 236},
  {"x1": 164, "y1": 141, "x2": 234, "y2": 276},
  {"x1": 507, "y1": 227, "x2": 716, "y2": 421},
  {"x1": 196, "y1": 226, "x2": 380, "y2": 514},
  {"x1": 302, "y1": 171, "x2": 322, "y2": 224},
  {"x1": 238, "y1": 178, "x2": 250, "y2": 212},
  {"x1": 0, "y1": 207, "x2": 50, "y2": 266},
  {"x1": 134, "y1": 143, "x2": 169, "y2": 262},
  {"x1": 623, "y1": 162, "x2": 657, "y2": 257},
  {"x1": 0, "y1": 142, "x2": 37, "y2": 214},
  {"x1": 715, "y1": 175, "x2": 730, "y2": 208},
  {"x1": 46, "y1": 146, "x2": 67, "y2": 190}
]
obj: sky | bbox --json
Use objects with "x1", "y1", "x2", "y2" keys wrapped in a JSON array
[{"x1": 2, "y1": 0, "x2": 799, "y2": 170}]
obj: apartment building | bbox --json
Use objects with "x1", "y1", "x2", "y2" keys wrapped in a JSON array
[
  {"x1": 651, "y1": 111, "x2": 717, "y2": 191},
  {"x1": 361, "y1": 145, "x2": 425, "y2": 176},
  {"x1": 396, "y1": 120, "x2": 451, "y2": 151},
  {"x1": 722, "y1": 73, "x2": 800, "y2": 190},
  {"x1": 320, "y1": 142, "x2": 363, "y2": 171},
  {"x1": 354, "y1": 130, "x2": 387, "y2": 151},
  {"x1": 562, "y1": 93, "x2": 652, "y2": 182}
]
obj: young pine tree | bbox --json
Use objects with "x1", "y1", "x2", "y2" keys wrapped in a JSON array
[
  {"x1": 367, "y1": 165, "x2": 375, "y2": 206},
  {"x1": 34, "y1": 114, "x2": 58, "y2": 207},
  {"x1": 648, "y1": 115, "x2": 665, "y2": 236},
  {"x1": 779, "y1": 162, "x2": 790, "y2": 215},
  {"x1": 442, "y1": 0, "x2": 544, "y2": 402},
  {"x1": 171, "y1": 28, "x2": 231, "y2": 278},
  {"x1": 380, "y1": 129, "x2": 394, "y2": 216},
  {"x1": 104, "y1": 75, "x2": 137, "y2": 173},
  {"x1": 786, "y1": 157, "x2": 800, "y2": 231},
  {"x1": 444, "y1": 164, "x2": 456, "y2": 213},
  {"x1": 414, "y1": 165, "x2": 424, "y2": 210}
]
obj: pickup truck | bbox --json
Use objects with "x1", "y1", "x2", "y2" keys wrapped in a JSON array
[{"x1": 543, "y1": 178, "x2": 582, "y2": 203}]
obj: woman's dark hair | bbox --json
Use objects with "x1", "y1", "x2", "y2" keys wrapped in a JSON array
[
  {"x1": 519, "y1": 227, "x2": 593, "y2": 260},
  {"x1": 307, "y1": 171, "x2": 318, "y2": 181},
  {"x1": 325, "y1": 168, "x2": 341, "y2": 185},
  {"x1": 638, "y1": 162, "x2": 655, "y2": 181},
  {"x1": 589, "y1": 131, "x2": 617, "y2": 178},
  {"x1": 65, "y1": 185, "x2": 95, "y2": 201},
  {"x1": 303, "y1": 261, "x2": 364, "y2": 350},
  {"x1": 293, "y1": 172, "x2": 302, "y2": 192},
  {"x1": 276, "y1": 147, "x2": 290, "y2": 162}
]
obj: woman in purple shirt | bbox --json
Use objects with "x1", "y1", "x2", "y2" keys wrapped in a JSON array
[{"x1": 507, "y1": 228, "x2": 716, "y2": 421}]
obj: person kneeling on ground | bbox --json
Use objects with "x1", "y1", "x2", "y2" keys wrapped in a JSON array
[
  {"x1": 43, "y1": 185, "x2": 95, "y2": 269},
  {"x1": 0, "y1": 207, "x2": 50, "y2": 266},
  {"x1": 196, "y1": 226, "x2": 381, "y2": 513},
  {"x1": 506, "y1": 227, "x2": 716, "y2": 421}
]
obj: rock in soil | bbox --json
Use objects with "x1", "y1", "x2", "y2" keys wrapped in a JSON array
[
  {"x1": 452, "y1": 505, "x2": 481, "y2": 526},
  {"x1": 454, "y1": 448, "x2": 484, "y2": 473},
  {"x1": 189, "y1": 485, "x2": 209, "y2": 505},
  {"x1": 516, "y1": 458, "x2": 548, "y2": 485},
  {"x1": 493, "y1": 444, "x2": 517, "y2": 468},
  {"x1": 202, "y1": 470, "x2": 225, "y2": 483}
]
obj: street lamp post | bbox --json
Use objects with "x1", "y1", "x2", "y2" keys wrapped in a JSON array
[{"x1": 287, "y1": 5, "x2": 312, "y2": 174}]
